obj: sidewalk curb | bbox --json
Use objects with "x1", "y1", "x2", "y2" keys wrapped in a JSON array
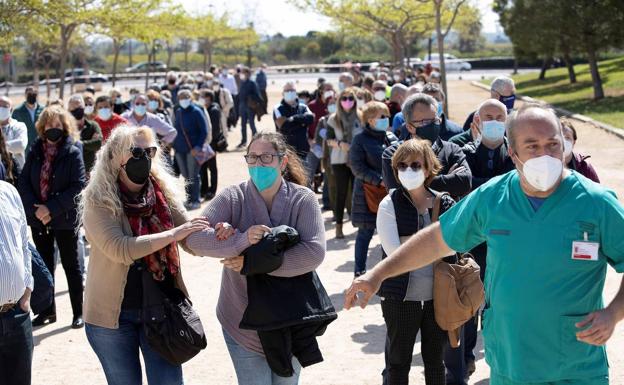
[{"x1": 469, "y1": 81, "x2": 624, "y2": 141}]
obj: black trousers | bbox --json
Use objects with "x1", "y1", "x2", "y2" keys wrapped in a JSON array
[
  {"x1": 200, "y1": 154, "x2": 218, "y2": 197},
  {"x1": 331, "y1": 164, "x2": 353, "y2": 224},
  {"x1": 260, "y1": 89, "x2": 268, "y2": 111},
  {"x1": 381, "y1": 299, "x2": 447, "y2": 385},
  {"x1": 0, "y1": 308, "x2": 32, "y2": 385},
  {"x1": 31, "y1": 228, "x2": 83, "y2": 318}
]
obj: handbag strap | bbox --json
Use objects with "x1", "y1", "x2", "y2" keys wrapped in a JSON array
[
  {"x1": 431, "y1": 193, "x2": 444, "y2": 222},
  {"x1": 177, "y1": 110, "x2": 194, "y2": 151}
]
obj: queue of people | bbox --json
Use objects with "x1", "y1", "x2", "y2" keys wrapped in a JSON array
[{"x1": 1, "y1": 62, "x2": 622, "y2": 385}]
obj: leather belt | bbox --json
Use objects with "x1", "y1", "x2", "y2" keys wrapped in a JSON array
[{"x1": 0, "y1": 303, "x2": 16, "y2": 314}]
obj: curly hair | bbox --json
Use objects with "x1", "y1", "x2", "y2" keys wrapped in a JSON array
[
  {"x1": 35, "y1": 104, "x2": 78, "y2": 141},
  {"x1": 77, "y1": 125, "x2": 185, "y2": 222}
]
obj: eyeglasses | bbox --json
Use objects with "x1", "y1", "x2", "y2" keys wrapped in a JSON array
[
  {"x1": 129, "y1": 146, "x2": 157, "y2": 159},
  {"x1": 244, "y1": 153, "x2": 284, "y2": 165},
  {"x1": 341, "y1": 96, "x2": 355, "y2": 101},
  {"x1": 397, "y1": 161, "x2": 422, "y2": 171},
  {"x1": 408, "y1": 118, "x2": 439, "y2": 128}
]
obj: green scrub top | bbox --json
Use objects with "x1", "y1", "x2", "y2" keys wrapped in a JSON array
[{"x1": 439, "y1": 170, "x2": 624, "y2": 383}]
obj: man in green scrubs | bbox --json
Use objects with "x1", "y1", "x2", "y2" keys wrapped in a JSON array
[{"x1": 345, "y1": 104, "x2": 624, "y2": 384}]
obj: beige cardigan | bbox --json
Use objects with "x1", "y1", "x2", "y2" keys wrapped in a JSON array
[{"x1": 82, "y1": 203, "x2": 189, "y2": 329}]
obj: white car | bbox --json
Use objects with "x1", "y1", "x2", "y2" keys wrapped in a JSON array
[{"x1": 422, "y1": 53, "x2": 472, "y2": 71}]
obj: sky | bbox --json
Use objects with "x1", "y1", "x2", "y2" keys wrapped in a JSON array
[{"x1": 177, "y1": 0, "x2": 502, "y2": 37}]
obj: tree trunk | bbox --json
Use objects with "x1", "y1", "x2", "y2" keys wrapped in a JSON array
[
  {"x1": 145, "y1": 43, "x2": 151, "y2": 92},
  {"x1": 586, "y1": 45, "x2": 604, "y2": 100},
  {"x1": 82, "y1": 50, "x2": 91, "y2": 88},
  {"x1": 202, "y1": 44, "x2": 208, "y2": 74},
  {"x1": 513, "y1": 57, "x2": 518, "y2": 75},
  {"x1": 208, "y1": 45, "x2": 213, "y2": 68},
  {"x1": 166, "y1": 41, "x2": 173, "y2": 68},
  {"x1": 58, "y1": 26, "x2": 71, "y2": 100},
  {"x1": 183, "y1": 39, "x2": 189, "y2": 71},
  {"x1": 112, "y1": 40, "x2": 121, "y2": 87},
  {"x1": 128, "y1": 39, "x2": 133, "y2": 67},
  {"x1": 45, "y1": 62, "x2": 51, "y2": 99},
  {"x1": 563, "y1": 53, "x2": 576, "y2": 84},
  {"x1": 69, "y1": 51, "x2": 75, "y2": 95},
  {"x1": 538, "y1": 57, "x2": 550, "y2": 80},
  {"x1": 435, "y1": 1, "x2": 449, "y2": 117},
  {"x1": 32, "y1": 48, "x2": 40, "y2": 87}
]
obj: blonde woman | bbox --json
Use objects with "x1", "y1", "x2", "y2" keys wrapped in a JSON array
[
  {"x1": 79, "y1": 125, "x2": 209, "y2": 385},
  {"x1": 18, "y1": 104, "x2": 86, "y2": 328}
]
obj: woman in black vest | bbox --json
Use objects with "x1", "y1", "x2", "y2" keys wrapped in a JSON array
[{"x1": 375, "y1": 139, "x2": 456, "y2": 384}]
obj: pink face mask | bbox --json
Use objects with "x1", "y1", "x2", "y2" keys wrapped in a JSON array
[{"x1": 341, "y1": 99, "x2": 355, "y2": 111}]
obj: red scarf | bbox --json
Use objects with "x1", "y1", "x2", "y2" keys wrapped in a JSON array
[
  {"x1": 40, "y1": 141, "x2": 59, "y2": 202},
  {"x1": 119, "y1": 176, "x2": 179, "y2": 281}
]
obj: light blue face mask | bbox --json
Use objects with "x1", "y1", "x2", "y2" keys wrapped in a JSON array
[
  {"x1": 373, "y1": 117, "x2": 389, "y2": 131},
  {"x1": 97, "y1": 108, "x2": 112, "y2": 121},
  {"x1": 249, "y1": 166, "x2": 280, "y2": 192},
  {"x1": 481, "y1": 120, "x2": 506, "y2": 142},
  {"x1": 284, "y1": 91, "x2": 297, "y2": 103},
  {"x1": 327, "y1": 104, "x2": 337, "y2": 114},
  {"x1": 134, "y1": 105, "x2": 147, "y2": 116},
  {"x1": 179, "y1": 99, "x2": 191, "y2": 109},
  {"x1": 148, "y1": 100, "x2": 159, "y2": 111},
  {"x1": 437, "y1": 102, "x2": 444, "y2": 117}
]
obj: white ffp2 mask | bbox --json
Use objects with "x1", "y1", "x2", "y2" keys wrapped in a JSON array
[
  {"x1": 398, "y1": 168, "x2": 425, "y2": 191},
  {"x1": 518, "y1": 155, "x2": 563, "y2": 191}
]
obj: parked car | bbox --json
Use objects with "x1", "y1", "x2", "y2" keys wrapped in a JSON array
[
  {"x1": 124, "y1": 61, "x2": 168, "y2": 73},
  {"x1": 421, "y1": 53, "x2": 472, "y2": 71}
]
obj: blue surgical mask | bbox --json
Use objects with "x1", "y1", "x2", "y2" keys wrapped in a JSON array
[
  {"x1": 115, "y1": 97, "x2": 123, "y2": 105},
  {"x1": 284, "y1": 91, "x2": 297, "y2": 103},
  {"x1": 134, "y1": 105, "x2": 147, "y2": 116},
  {"x1": 338, "y1": 81, "x2": 346, "y2": 92},
  {"x1": 179, "y1": 99, "x2": 191, "y2": 109},
  {"x1": 499, "y1": 94, "x2": 516, "y2": 111},
  {"x1": 437, "y1": 102, "x2": 444, "y2": 116},
  {"x1": 97, "y1": 108, "x2": 112, "y2": 121},
  {"x1": 148, "y1": 100, "x2": 159, "y2": 111},
  {"x1": 481, "y1": 120, "x2": 506, "y2": 142},
  {"x1": 373, "y1": 117, "x2": 389, "y2": 131},
  {"x1": 0, "y1": 106, "x2": 10, "y2": 121},
  {"x1": 327, "y1": 104, "x2": 337, "y2": 114},
  {"x1": 249, "y1": 166, "x2": 280, "y2": 192}
]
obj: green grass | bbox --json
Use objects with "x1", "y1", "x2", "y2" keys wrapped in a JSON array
[{"x1": 489, "y1": 57, "x2": 624, "y2": 129}]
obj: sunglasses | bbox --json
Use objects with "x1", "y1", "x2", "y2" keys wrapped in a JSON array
[
  {"x1": 244, "y1": 153, "x2": 283, "y2": 165},
  {"x1": 408, "y1": 118, "x2": 438, "y2": 128},
  {"x1": 129, "y1": 146, "x2": 157, "y2": 159},
  {"x1": 341, "y1": 96, "x2": 355, "y2": 101},
  {"x1": 397, "y1": 162, "x2": 422, "y2": 171}
]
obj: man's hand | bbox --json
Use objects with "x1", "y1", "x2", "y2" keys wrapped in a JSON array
[
  {"x1": 576, "y1": 308, "x2": 618, "y2": 346},
  {"x1": 339, "y1": 141, "x2": 350, "y2": 152},
  {"x1": 19, "y1": 288, "x2": 31, "y2": 313},
  {"x1": 448, "y1": 163, "x2": 467, "y2": 175},
  {"x1": 344, "y1": 271, "x2": 383, "y2": 310},
  {"x1": 35, "y1": 204, "x2": 50, "y2": 223}
]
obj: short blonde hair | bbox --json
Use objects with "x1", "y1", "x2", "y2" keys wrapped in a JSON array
[
  {"x1": 35, "y1": 105, "x2": 78, "y2": 140},
  {"x1": 391, "y1": 139, "x2": 442, "y2": 186},
  {"x1": 361, "y1": 101, "x2": 390, "y2": 124}
]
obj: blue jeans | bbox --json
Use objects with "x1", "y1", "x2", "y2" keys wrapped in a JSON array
[
  {"x1": 354, "y1": 227, "x2": 375, "y2": 274},
  {"x1": 86, "y1": 309, "x2": 184, "y2": 385},
  {"x1": 223, "y1": 328, "x2": 301, "y2": 385},
  {"x1": 322, "y1": 171, "x2": 330, "y2": 209},
  {"x1": 175, "y1": 151, "x2": 200, "y2": 204},
  {"x1": 0, "y1": 307, "x2": 32, "y2": 385},
  {"x1": 240, "y1": 107, "x2": 257, "y2": 144},
  {"x1": 306, "y1": 152, "x2": 320, "y2": 185},
  {"x1": 444, "y1": 324, "x2": 468, "y2": 385}
]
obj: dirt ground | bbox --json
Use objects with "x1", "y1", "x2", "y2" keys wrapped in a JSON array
[{"x1": 27, "y1": 78, "x2": 623, "y2": 385}]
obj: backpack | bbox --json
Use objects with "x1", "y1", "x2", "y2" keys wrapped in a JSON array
[{"x1": 431, "y1": 193, "x2": 485, "y2": 348}]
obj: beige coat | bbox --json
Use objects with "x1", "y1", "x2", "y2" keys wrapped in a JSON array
[{"x1": 83, "y1": 203, "x2": 189, "y2": 329}]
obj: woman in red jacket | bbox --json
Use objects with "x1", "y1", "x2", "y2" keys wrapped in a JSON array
[{"x1": 560, "y1": 117, "x2": 600, "y2": 183}]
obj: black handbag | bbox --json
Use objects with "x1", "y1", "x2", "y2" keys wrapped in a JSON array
[
  {"x1": 214, "y1": 132, "x2": 228, "y2": 153},
  {"x1": 141, "y1": 267, "x2": 207, "y2": 365}
]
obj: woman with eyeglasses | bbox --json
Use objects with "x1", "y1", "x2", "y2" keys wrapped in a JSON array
[
  {"x1": 18, "y1": 105, "x2": 87, "y2": 328},
  {"x1": 376, "y1": 139, "x2": 457, "y2": 384},
  {"x1": 185, "y1": 132, "x2": 326, "y2": 385},
  {"x1": 79, "y1": 125, "x2": 210, "y2": 385},
  {"x1": 325, "y1": 87, "x2": 363, "y2": 239},
  {"x1": 348, "y1": 101, "x2": 397, "y2": 277}
]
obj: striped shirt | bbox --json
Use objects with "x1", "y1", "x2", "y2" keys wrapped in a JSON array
[{"x1": 0, "y1": 180, "x2": 33, "y2": 304}]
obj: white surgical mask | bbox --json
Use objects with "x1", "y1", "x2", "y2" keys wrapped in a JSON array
[
  {"x1": 517, "y1": 154, "x2": 563, "y2": 192},
  {"x1": 563, "y1": 140, "x2": 574, "y2": 158},
  {"x1": 179, "y1": 99, "x2": 191, "y2": 109},
  {"x1": 240, "y1": 74, "x2": 247, "y2": 81},
  {"x1": 84, "y1": 105, "x2": 94, "y2": 115},
  {"x1": 338, "y1": 81, "x2": 346, "y2": 92},
  {"x1": 323, "y1": 90, "x2": 334, "y2": 100},
  {"x1": 481, "y1": 120, "x2": 506, "y2": 142},
  {"x1": 374, "y1": 90, "x2": 386, "y2": 101},
  {"x1": 199, "y1": 97, "x2": 206, "y2": 106},
  {"x1": 356, "y1": 98, "x2": 365, "y2": 109},
  {"x1": 0, "y1": 107, "x2": 10, "y2": 121},
  {"x1": 398, "y1": 168, "x2": 425, "y2": 191}
]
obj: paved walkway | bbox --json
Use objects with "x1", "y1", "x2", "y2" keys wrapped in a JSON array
[{"x1": 30, "y1": 79, "x2": 623, "y2": 384}]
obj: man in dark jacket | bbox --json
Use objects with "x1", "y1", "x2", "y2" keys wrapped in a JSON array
[
  {"x1": 237, "y1": 67, "x2": 263, "y2": 148},
  {"x1": 199, "y1": 89, "x2": 222, "y2": 200},
  {"x1": 255, "y1": 64, "x2": 268, "y2": 111},
  {"x1": 173, "y1": 89, "x2": 208, "y2": 210},
  {"x1": 382, "y1": 94, "x2": 472, "y2": 199},
  {"x1": 67, "y1": 94, "x2": 102, "y2": 176},
  {"x1": 12, "y1": 86, "x2": 44, "y2": 155},
  {"x1": 273, "y1": 82, "x2": 315, "y2": 161}
]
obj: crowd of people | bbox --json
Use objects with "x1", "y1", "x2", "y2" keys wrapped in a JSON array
[{"x1": 0, "y1": 58, "x2": 622, "y2": 385}]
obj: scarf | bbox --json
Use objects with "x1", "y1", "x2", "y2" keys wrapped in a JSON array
[
  {"x1": 338, "y1": 110, "x2": 359, "y2": 143},
  {"x1": 119, "y1": 176, "x2": 179, "y2": 281},
  {"x1": 40, "y1": 141, "x2": 59, "y2": 202}
]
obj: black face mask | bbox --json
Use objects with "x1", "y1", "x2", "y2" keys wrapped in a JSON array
[
  {"x1": 168, "y1": 79, "x2": 176, "y2": 85},
  {"x1": 70, "y1": 107, "x2": 85, "y2": 120},
  {"x1": 45, "y1": 128, "x2": 64, "y2": 143},
  {"x1": 415, "y1": 122, "x2": 441, "y2": 143},
  {"x1": 26, "y1": 93, "x2": 38, "y2": 105},
  {"x1": 123, "y1": 156, "x2": 151, "y2": 185}
]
